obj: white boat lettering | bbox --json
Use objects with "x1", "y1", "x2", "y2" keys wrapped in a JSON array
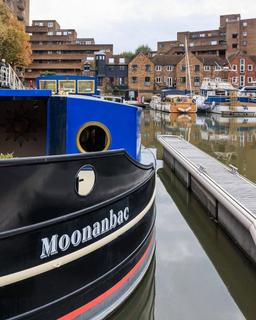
[{"x1": 40, "y1": 207, "x2": 130, "y2": 259}]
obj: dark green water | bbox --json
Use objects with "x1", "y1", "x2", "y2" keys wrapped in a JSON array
[{"x1": 109, "y1": 110, "x2": 256, "y2": 320}]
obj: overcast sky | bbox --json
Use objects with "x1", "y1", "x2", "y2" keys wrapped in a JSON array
[{"x1": 31, "y1": 0, "x2": 256, "y2": 53}]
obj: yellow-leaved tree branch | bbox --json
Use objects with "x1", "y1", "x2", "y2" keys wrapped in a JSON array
[{"x1": 0, "y1": 0, "x2": 31, "y2": 67}]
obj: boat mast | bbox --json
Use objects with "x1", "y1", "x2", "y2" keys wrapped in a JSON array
[{"x1": 185, "y1": 36, "x2": 193, "y2": 96}]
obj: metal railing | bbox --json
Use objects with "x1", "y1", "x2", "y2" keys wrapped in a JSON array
[{"x1": 0, "y1": 63, "x2": 24, "y2": 89}]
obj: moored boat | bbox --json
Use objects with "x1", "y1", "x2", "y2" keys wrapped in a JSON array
[
  {"x1": 150, "y1": 95, "x2": 197, "y2": 113},
  {"x1": 0, "y1": 89, "x2": 156, "y2": 319}
]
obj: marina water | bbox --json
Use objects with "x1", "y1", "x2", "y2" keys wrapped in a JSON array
[{"x1": 108, "y1": 110, "x2": 256, "y2": 320}]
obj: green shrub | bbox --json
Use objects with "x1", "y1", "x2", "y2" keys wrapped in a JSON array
[{"x1": 0, "y1": 153, "x2": 13, "y2": 159}]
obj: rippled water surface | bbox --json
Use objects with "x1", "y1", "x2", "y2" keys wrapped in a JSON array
[{"x1": 109, "y1": 110, "x2": 256, "y2": 320}]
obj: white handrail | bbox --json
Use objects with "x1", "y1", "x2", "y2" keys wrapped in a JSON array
[{"x1": 0, "y1": 63, "x2": 24, "y2": 89}]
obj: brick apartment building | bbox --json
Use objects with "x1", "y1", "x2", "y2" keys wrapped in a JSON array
[
  {"x1": 128, "y1": 53, "x2": 154, "y2": 97},
  {"x1": 158, "y1": 14, "x2": 256, "y2": 58},
  {"x1": 228, "y1": 53, "x2": 256, "y2": 87},
  {"x1": 3, "y1": 0, "x2": 30, "y2": 25},
  {"x1": 25, "y1": 20, "x2": 114, "y2": 85},
  {"x1": 152, "y1": 55, "x2": 183, "y2": 89},
  {"x1": 176, "y1": 53, "x2": 228, "y2": 92},
  {"x1": 128, "y1": 52, "x2": 230, "y2": 95}
]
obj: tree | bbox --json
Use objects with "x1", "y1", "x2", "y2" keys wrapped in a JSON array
[
  {"x1": 120, "y1": 51, "x2": 135, "y2": 60},
  {"x1": 0, "y1": 1, "x2": 31, "y2": 67},
  {"x1": 135, "y1": 44, "x2": 152, "y2": 56}
]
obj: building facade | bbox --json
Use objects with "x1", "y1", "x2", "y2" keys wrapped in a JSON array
[
  {"x1": 128, "y1": 53, "x2": 154, "y2": 98},
  {"x1": 157, "y1": 14, "x2": 256, "y2": 58},
  {"x1": 95, "y1": 52, "x2": 129, "y2": 94},
  {"x1": 25, "y1": 20, "x2": 113, "y2": 85},
  {"x1": 3, "y1": 0, "x2": 30, "y2": 25},
  {"x1": 228, "y1": 53, "x2": 256, "y2": 87},
  {"x1": 151, "y1": 55, "x2": 183, "y2": 89}
]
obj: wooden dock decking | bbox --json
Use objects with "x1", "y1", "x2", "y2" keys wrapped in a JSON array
[{"x1": 158, "y1": 135, "x2": 256, "y2": 264}]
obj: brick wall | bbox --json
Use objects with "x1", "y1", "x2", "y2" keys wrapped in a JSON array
[
  {"x1": 128, "y1": 53, "x2": 154, "y2": 96},
  {"x1": 228, "y1": 54, "x2": 256, "y2": 87},
  {"x1": 176, "y1": 53, "x2": 204, "y2": 93}
]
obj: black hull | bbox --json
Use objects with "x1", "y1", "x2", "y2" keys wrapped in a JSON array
[{"x1": 0, "y1": 150, "x2": 156, "y2": 320}]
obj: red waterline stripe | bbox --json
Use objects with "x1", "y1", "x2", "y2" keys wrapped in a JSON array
[{"x1": 59, "y1": 237, "x2": 154, "y2": 320}]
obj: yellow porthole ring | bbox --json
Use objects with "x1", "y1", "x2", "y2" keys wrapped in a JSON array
[{"x1": 76, "y1": 121, "x2": 112, "y2": 153}]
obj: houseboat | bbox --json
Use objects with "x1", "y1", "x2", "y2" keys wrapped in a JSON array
[
  {"x1": 0, "y1": 89, "x2": 156, "y2": 320},
  {"x1": 150, "y1": 95, "x2": 197, "y2": 113}
]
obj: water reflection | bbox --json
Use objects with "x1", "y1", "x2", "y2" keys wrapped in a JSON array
[
  {"x1": 142, "y1": 110, "x2": 256, "y2": 181},
  {"x1": 107, "y1": 256, "x2": 155, "y2": 320},
  {"x1": 158, "y1": 164, "x2": 256, "y2": 320}
]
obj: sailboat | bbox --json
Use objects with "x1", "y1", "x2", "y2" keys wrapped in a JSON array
[{"x1": 150, "y1": 37, "x2": 197, "y2": 114}]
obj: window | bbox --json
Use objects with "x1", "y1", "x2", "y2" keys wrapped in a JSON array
[
  {"x1": 131, "y1": 64, "x2": 138, "y2": 71},
  {"x1": 232, "y1": 77, "x2": 238, "y2": 84},
  {"x1": 194, "y1": 65, "x2": 200, "y2": 72},
  {"x1": 211, "y1": 40, "x2": 218, "y2": 46},
  {"x1": 48, "y1": 50, "x2": 53, "y2": 54},
  {"x1": 167, "y1": 77, "x2": 173, "y2": 87},
  {"x1": 232, "y1": 44, "x2": 238, "y2": 49},
  {"x1": 199, "y1": 33, "x2": 205, "y2": 37},
  {"x1": 155, "y1": 77, "x2": 162, "y2": 83},
  {"x1": 145, "y1": 77, "x2": 151, "y2": 85},
  {"x1": 83, "y1": 64, "x2": 90, "y2": 71},
  {"x1": 108, "y1": 66, "x2": 114, "y2": 71},
  {"x1": 119, "y1": 58, "x2": 125, "y2": 64},
  {"x1": 145, "y1": 64, "x2": 151, "y2": 72},
  {"x1": 215, "y1": 77, "x2": 221, "y2": 82},
  {"x1": 56, "y1": 50, "x2": 62, "y2": 55},
  {"x1": 243, "y1": 32, "x2": 247, "y2": 37},
  {"x1": 180, "y1": 77, "x2": 186, "y2": 83},
  {"x1": 240, "y1": 75, "x2": 245, "y2": 86},
  {"x1": 167, "y1": 65, "x2": 173, "y2": 71},
  {"x1": 155, "y1": 65, "x2": 162, "y2": 71},
  {"x1": 109, "y1": 58, "x2": 114, "y2": 64},
  {"x1": 240, "y1": 59, "x2": 245, "y2": 72},
  {"x1": 243, "y1": 22, "x2": 248, "y2": 27},
  {"x1": 232, "y1": 34, "x2": 238, "y2": 39},
  {"x1": 215, "y1": 65, "x2": 222, "y2": 71},
  {"x1": 248, "y1": 77, "x2": 253, "y2": 83},
  {"x1": 181, "y1": 65, "x2": 186, "y2": 72},
  {"x1": 47, "y1": 32, "x2": 53, "y2": 36},
  {"x1": 131, "y1": 77, "x2": 137, "y2": 83},
  {"x1": 248, "y1": 65, "x2": 253, "y2": 71},
  {"x1": 194, "y1": 77, "x2": 200, "y2": 86},
  {"x1": 189, "y1": 43, "x2": 194, "y2": 47},
  {"x1": 204, "y1": 66, "x2": 210, "y2": 71},
  {"x1": 232, "y1": 64, "x2": 237, "y2": 71},
  {"x1": 119, "y1": 66, "x2": 125, "y2": 71},
  {"x1": 87, "y1": 57, "x2": 95, "y2": 61},
  {"x1": 243, "y1": 41, "x2": 247, "y2": 46},
  {"x1": 48, "y1": 22, "x2": 54, "y2": 28},
  {"x1": 58, "y1": 80, "x2": 76, "y2": 93}
]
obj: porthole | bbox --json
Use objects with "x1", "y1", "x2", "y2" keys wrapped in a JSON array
[
  {"x1": 75, "y1": 165, "x2": 95, "y2": 196},
  {"x1": 76, "y1": 122, "x2": 111, "y2": 153}
]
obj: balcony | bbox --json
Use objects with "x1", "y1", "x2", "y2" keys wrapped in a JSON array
[
  {"x1": 32, "y1": 53, "x2": 86, "y2": 60},
  {"x1": 26, "y1": 26, "x2": 49, "y2": 33},
  {"x1": 30, "y1": 35, "x2": 76, "y2": 42},
  {"x1": 29, "y1": 62, "x2": 83, "y2": 70}
]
